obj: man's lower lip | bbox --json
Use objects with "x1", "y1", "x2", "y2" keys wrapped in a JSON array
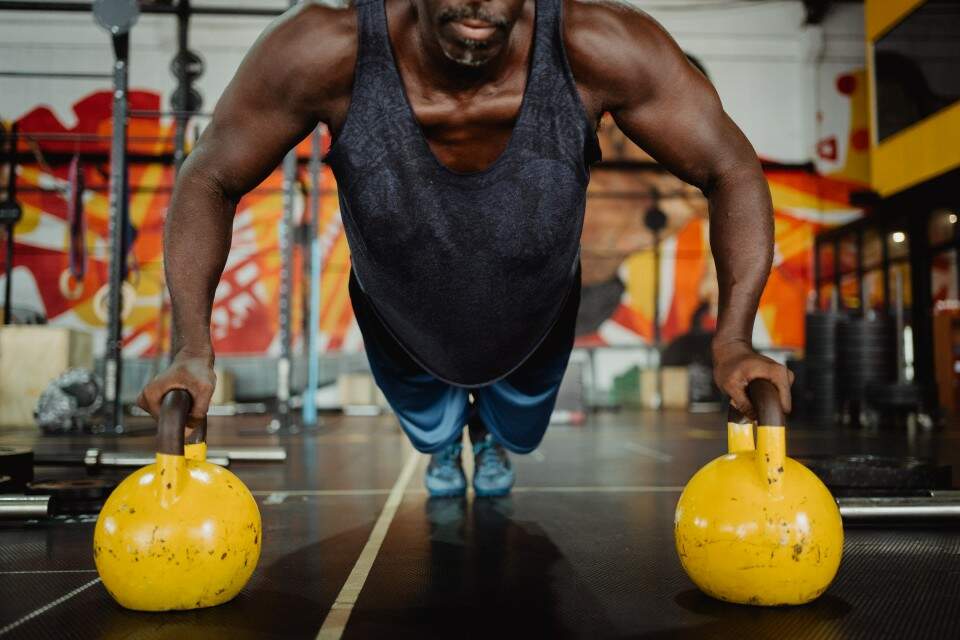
[{"x1": 450, "y1": 21, "x2": 496, "y2": 40}]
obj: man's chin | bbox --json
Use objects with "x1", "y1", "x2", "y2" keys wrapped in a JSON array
[{"x1": 441, "y1": 44, "x2": 498, "y2": 68}]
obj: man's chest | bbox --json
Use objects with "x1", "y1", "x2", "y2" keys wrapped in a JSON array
[{"x1": 395, "y1": 78, "x2": 600, "y2": 174}]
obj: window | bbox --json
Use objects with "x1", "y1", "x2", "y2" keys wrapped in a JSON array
[
  {"x1": 874, "y1": 0, "x2": 960, "y2": 141},
  {"x1": 888, "y1": 261, "x2": 912, "y2": 310},
  {"x1": 818, "y1": 282, "x2": 836, "y2": 312},
  {"x1": 818, "y1": 242, "x2": 835, "y2": 281},
  {"x1": 863, "y1": 228, "x2": 883, "y2": 268},
  {"x1": 887, "y1": 230, "x2": 910, "y2": 260},
  {"x1": 840, "y1": 272, "x2": 861, "y2": 310},
  {"x1": 863, "y1": 268, "x2": 885, "y2": 310},
  {"x1": 931, "y1": 249, "x2": 959, "y2": 304},
  {"x1": 929, "y1": 208, "x2": 958, "y2": 247},
  {"x1": 838, "y1": 234, "x2": 858, "y2": 274}
]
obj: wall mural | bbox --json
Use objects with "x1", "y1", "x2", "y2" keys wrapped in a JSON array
[
  {"x1": 578, "y1": 68, "x2": 871, "y2": 352},
  {"x1": 2, "y1": 68, "x2": 870, "y2": 359}
]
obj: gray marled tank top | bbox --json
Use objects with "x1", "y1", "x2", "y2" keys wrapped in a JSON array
[{"x1": 326, "y1": 0, "x2": 601, "y2": 386}]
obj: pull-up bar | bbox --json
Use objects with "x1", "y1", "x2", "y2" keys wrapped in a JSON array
[
  {"x1": 0, "y1": 70, "x2": 112, "y2": 79},
  {"x1": 0, "y1": 1, "x2": 285, "y2": 16}
]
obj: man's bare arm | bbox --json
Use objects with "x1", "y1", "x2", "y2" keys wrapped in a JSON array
[
  {"x1": 566, "y1": 2, "x2": 791, "y2": 414},
  {"x1": 141, "y1": 3, "x2": 355, "y2": 417}
]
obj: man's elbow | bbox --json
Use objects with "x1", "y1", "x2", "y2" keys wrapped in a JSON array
[
  {"x1": 702, "y1": 157, "x2": 766, "y2": 200},
  {"x1": 175, "y1": 156, "x2": 241, "y2": 207}
]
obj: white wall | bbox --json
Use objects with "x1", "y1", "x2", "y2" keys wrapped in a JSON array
[
  {"x1": 640, "y1": 0, "x2": 866, "y2": 166},
  {"x1": 1, "y1": 5, "x2": 279, "y2": 123},
  {"x1": 0, "y1": 0, "x2": 866, "y2": 166}
]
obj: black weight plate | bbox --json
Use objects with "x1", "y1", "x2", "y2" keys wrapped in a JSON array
[
  {"x1": 0, "y1": 475, "x2": 12, "y2": 493},
  {"x1": 838, "y1": 345, "x2": 894, "y2": 356},
  {"x1": 170, "y1": 85, "x2": 203, "y2": 113},
  {"x1": 27, "y1": 477, "x2": 116, "y2": 515},
  {"x1": 837, "y1": 340, "x2": 897, "y2": 358},
  {"x1": 0, "y1": 447, "x2": 34, "y2": 489},
  {"x1": 0, "y1": 199, "x2": 23, "y2": 224},
  {"x1": 844, "y1": 335, "x2": 895, "y2": 343},
  {"x1": 795, "y1": 455, "x2": 947, "y2": 491},
  {"x1": 806, "y1": 346, "x2": 837, "y2": 353},
  {"x1": 865, "y1": 383, "x2": 922, "y2": 408},
  {"x1": 170, "y1": 49, "x2": 205, "y2": 81}
]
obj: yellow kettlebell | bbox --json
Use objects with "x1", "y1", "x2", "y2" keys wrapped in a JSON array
[
  {"x1": 674, "y1": 379, "x2": 843, "y2": 606},
  {"x1": 94, "y1": 389, "x2": 262, "y2": 611}
]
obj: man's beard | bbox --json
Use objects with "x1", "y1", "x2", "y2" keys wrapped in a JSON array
[
  {"x1": 443, "y1": 38, "x2": 493, "y2": 67},
  {"x1": 437, "y1": 5, "x2": 507, "y2": 67}
]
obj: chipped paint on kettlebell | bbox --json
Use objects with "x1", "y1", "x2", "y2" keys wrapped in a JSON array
[
  {"x1": 94, "y1": 452, "x2": 261, "y2": 611},
  {"x1": 674, "y1": 424, "x2": 843, "y2": 606}
]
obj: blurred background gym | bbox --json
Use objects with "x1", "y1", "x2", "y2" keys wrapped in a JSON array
[{"x1": 1, "y1": 0, "x2": 959, "y2": 638}]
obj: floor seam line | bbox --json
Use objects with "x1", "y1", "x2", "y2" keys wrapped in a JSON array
[
  {"x1": 0, "y1": 570, "x2": 98, "y2": 575},
  {"x1": 315, "y1": 446, "x2": 421, "y2": 640},
  {"x1": 0, "y1": 577, "x2": 101, "y2": 637}
]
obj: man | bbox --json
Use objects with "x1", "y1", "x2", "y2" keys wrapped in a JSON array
[{"x1": 138, "y1": 0, "x2": 793, "y2": 498}]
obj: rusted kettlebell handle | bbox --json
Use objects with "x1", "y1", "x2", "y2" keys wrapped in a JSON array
[
  {"x1": 158, "y1": 389, "x2": 207, "y2": 455},
  {"x1": 726, "y1": 378, "x2": 785, "y2": 427}
]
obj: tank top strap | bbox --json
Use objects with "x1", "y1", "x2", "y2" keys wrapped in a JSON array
[{"x1": 351, "y1": 0, "x2": 395, "y2": 77}]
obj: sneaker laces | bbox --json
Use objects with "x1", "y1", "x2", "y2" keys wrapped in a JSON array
[
  {"x1": 430, "y1": 443, "x2": 462, "y2": 474},
  {"x1": 474, "y1": 437, "x2": 507, "y2": 475}
]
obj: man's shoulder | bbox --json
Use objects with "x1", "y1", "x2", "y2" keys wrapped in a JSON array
[
  {"x1": 262, "y1": 1, "x2": 358, "y2": 98},
  {"x1": 283, "y1": 0, "x2": 357, "y2": 36},
  {"x1": 563, "y1": 0, "x2": 684, "y2": 105}
]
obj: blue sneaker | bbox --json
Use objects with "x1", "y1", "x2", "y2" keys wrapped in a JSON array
[
  {"x1": 472, "y1": 434, "x2": 515, "y2": 497},
  {"x1": 425, "y1": 442, "x2": 466, "y2": 498}
]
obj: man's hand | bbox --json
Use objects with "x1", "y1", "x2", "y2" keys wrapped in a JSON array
[
  {"x1": 712, "y1": 340, "x2": 794, "y2": 419},
  {"x1": 137, "y1": 350, "x2": 217, "y2": 421}
]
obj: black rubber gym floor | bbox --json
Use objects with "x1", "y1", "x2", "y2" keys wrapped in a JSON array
[{"x1": 1, "y1": 410, "x2": 959, "y2": 639}]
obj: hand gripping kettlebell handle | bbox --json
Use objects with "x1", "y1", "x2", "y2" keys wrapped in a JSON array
[
  {"x1": 726, "y1": 379, "x2": 784, "y2": 427},
  {"x1": 158, "y1": 389, "x2": 207, "y2": 455}
]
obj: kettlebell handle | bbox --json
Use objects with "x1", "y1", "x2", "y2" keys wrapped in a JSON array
[
  {"x1": 726, "y1": 378, "x2": 784, "y2": 427},
  {"x1": 158, "y1": 389, "x2": 207, "y2": 455}
]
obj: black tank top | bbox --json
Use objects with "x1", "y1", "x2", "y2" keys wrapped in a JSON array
[{"x1": 326, "y1": 0, "x2": 601, "y2": 386}]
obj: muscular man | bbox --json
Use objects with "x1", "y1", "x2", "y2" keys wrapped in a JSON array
[{"x1": 138, "y1": 0, "x2": 793, "y2": 498}]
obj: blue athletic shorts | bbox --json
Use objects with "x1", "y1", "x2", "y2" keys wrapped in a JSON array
[{"x1": 349, "y1": 268, "x2": 579, "y2": 454}]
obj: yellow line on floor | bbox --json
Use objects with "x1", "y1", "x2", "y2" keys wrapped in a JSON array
[{"x1": 316, "y1": 446, "x2": 421, "y2": 640}]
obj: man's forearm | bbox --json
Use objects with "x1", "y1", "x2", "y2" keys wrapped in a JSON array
[
  {"x1": 706, "y1": 163, "x2": 774, "y2": 352},
  {"x1": 164, "y1": 161, "x2": 237, "y2": 361}
]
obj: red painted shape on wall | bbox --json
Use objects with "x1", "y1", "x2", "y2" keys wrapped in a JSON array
[
  {"x1": 817, "y1": 136, "x2": 838, "y2": 161},
  {"x1": 836, "y1": 74, "x2": 857, "y2": 96},
  {"x1": 850, "y1": 128, "x2": 870, "y2": 151}
]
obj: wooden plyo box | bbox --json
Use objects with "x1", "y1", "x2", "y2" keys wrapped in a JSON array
[
  {"x1": 211, "y1": 366, "x2": 236, "y2": 406},
  {"x1": 639, "y1": 366, "x2": 690, "y2": 409},
  {"x1": 0, "y1": 326, "x2": 93, "y2": 428},
  {"x1": 338, "y1": 372, "x2": 389, "y2": 410},
  {"x1": 660, "y1": 366, "x2": 690, "y2": 409}
]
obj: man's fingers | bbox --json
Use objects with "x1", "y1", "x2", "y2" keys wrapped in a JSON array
[
  {"x1": 727, "y1": 384, "x2": 754, "y2": 419},
  {"x1": 190, "y1": 395, "x2": 211, "y2": 419},
  {"x1": 136, "y1": 390, "x2": 154, "y2": 418},
  {"x1": 776, "y1": 377, "x2": 792, "y2": 415},
  {"x1": 189, "y1": 377, "x2": 215, "y2": 418},
  {"x1": 747, "y1": 363, "x2": 792, "y2": 416}
]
